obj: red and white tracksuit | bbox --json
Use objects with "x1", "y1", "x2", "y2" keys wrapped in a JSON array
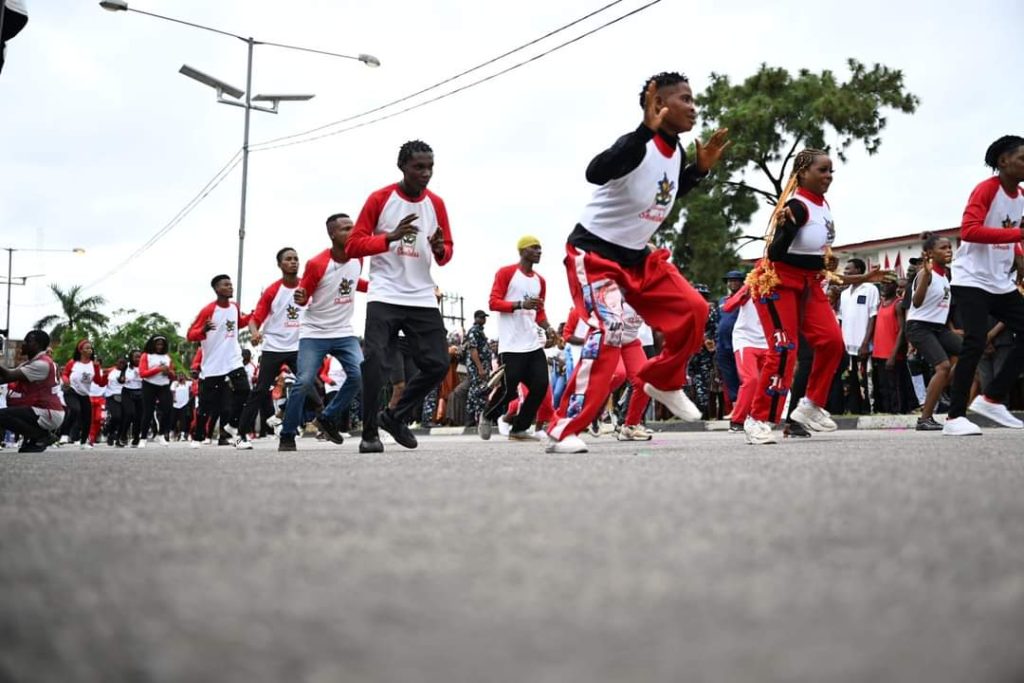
[
  {"x1": 751, "y1": 188, "x2": 844, "y2": 423},
  {"x1": 722, "y1": 286, "x2": 767, "y2": 423}
]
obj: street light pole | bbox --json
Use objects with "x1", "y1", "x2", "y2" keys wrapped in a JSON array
[
  {"x1": 237, "y1": 36, "x2": 254, "y2": 305},
  {"x1": 2, "y1": 247, "x2": 85, "y2": 356},
  {"x1": 98, "y1": 2, "x2": 380, "y2": 308}
]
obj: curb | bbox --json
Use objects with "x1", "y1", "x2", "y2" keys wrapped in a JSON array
[{"x1": 418, "y1": 412, "x2": 1024, "y2": 436}]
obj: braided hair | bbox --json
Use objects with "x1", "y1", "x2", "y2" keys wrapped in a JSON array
[
  {"x1": 747, "y1": 149, "x2": 833, "y2": 297},
  {"x1": 638, "y1": 72, "x2": 689, "y2": 108},
  {"x1": 397, "y1": 140, "x2": 433, "y2": 166},
  {"x1": 984, "y1": 135, "x2": 1024, "y2": 171}
]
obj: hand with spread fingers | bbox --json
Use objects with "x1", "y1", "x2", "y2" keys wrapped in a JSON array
[
  {"x1": 641, "y1": 80, "x2": 668, "y2": 133},
  {"x1": 695, "y1": 128, "x2": 731, "y2": 173}
]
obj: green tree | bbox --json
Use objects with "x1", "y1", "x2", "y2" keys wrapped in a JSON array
[
  {"x1": 34, "y1": 284, "x2": 109, "y2": 345},
  {"x1": 93, "y1": 309, "x2": 191, "y2": 372},
  {"x1": 656, "y1": 59, "x2": 920, "y2": 295}
]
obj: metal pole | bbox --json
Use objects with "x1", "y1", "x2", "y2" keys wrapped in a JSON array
[
  {"x1": 4, "y1": 248, "x2": 12, "y2": 357},
  {"x1": 236, "y1": 36, "x2": 254, "y2": 305}
]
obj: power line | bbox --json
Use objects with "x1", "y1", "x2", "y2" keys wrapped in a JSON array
[
  {"x1": 249, "y1": 0, "x2": 650, "y2": 152},
  {"x1": 85, "y1": 150, "x2": 243, "y2": 291}
]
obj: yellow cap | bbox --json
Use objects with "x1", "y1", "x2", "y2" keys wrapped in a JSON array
[{"x1": 517, "y1": 235, "x2": 541, "y2": 251}]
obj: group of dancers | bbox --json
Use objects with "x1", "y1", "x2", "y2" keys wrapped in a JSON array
[{"x1": 4, "y1": 70, "x2": 1024, "y2": 453}]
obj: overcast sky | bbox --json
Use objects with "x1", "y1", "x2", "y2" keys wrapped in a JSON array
[{"x1": 2, "y1": 0, "x2": 1022, "y2": 344}]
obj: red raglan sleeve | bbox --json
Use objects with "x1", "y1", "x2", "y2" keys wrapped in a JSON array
[
  {"x1": 235, "y1": 303, "x2": 252, "y2": 329},
  {"x1": 961, "y1": 179, "x2": 1024, "y2": 244},
  {"x1": 187, "y1": 303, "x2": 215, "y2": 342},
  {"x1": 62, "y1": 360, "x2": 73, "y2": 382},
  {"x1": 251, "y1": 282, "x2": 279, "y2": 327},
  {"x1": 722, "y1": 285, "x2": 750, "y2": 313},
  {"x1": 346, "y1": 189, "x2": 392, "y2": 258},
  {"x1": 536, "y1": 274, "x2": 548, "y2": 326},
  {"x1": 93, "y1": 361, "x2": 107, "y2": 386},
  {"x1": 299, "y1": 253, "x2": 328, "y2": 302},
  {"x1": 429, "y1": 192, "x2": 453, "y2": 266},
  {"x1": 318, "y1": 356, "x2": 332, "y2": 383},
  {"x1": 139, "y1": 354, "x2": 158, "y2": 378},
  {"x1": 355, "y1": 258, "x2": 369, "y2": 293},
  {"x1": 489, "y1": 265, "x2": 517, "y2": 313},
  {"x1": 191, "y1": 349, "x2": 203, "y2": 372}
]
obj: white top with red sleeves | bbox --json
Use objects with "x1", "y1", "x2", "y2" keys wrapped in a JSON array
[
  {"x1": 140, "y1": 352, "x2": 172, "y2": 386},
  {"x1": 732, "y1": 297, "x2": 768, "y2": 351},
  {"x1": 187, "y1": 301, "x2": 247, "y2": 378},
  {"x1": 65, "y1": 360, "x2": 101, "y2": 397},
  {"x1": 952, "y1": 177, "x2": 1024, "y2": 294},
  {"x1": 321, "y1": 355, "x2": 346, "y2": 394},
  {"x1": 489, "y1": 264, "x2": 549, "y2": 353},
  {"x1": 346, "y1": 184, "x2": 453, "y2": 308},
  {"x1": 299, "y1": 249, "x2": 365, "y2": 339},
  {"x1": 251, "y1": 279, "x2": 304, "y2": 352}
]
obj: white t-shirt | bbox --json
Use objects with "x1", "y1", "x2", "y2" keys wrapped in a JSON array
[
  {"x1": 490, "y1": 264, "x2": 549, "y2": 354},
  {"x1": 838, "y1": 283, "x2": 880, "y2": 354},
  {"x1": 348, "y1": 184, "x2": 452, "y2": 308},
  {"x1": 952, "y1": 176, "x2": 1024, "y2": 294},
  {"x1": 104, "y1": 367, "x2": 125, "y2": 397},
  {"x1": 66, "y1": 360, "x2": 98, "y2": 397},
  {"x1": 907, "y1": 266, "x2": 953, "y2": 325},
  {"x1": 299, "y1": 249, "x2": 365, "y2": 339},
  {"x1": 732, "y1": 298, "x2": 768, "y2": 351},
  {"x1": 172, "y1": 380, "x2": 191, "y2": 409},
  {"x1": 189, "y1": 301, "x2": 246, "y2": 378},
  {"x1": 251, "y1": 279, "x2": 304, "y2": 352},
  {"x1": 123, "y1": 365, "x2": 142, "y2": 390}
]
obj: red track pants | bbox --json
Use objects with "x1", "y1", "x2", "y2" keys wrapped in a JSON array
[
  {"x1": 548, "y1": 245, "x2": 708, "y2": 440},
  {"x1": 751, "y1": 262, "x2": 843, "y2": 423},
  {"x1": 732, "y1": 347, "x2": 767, "y2": 424}
]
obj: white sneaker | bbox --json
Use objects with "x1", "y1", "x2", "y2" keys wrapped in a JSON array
[
  {"x1": 617, "y1": 424, "x2": 653, "y2": 441},
  {"x1": 266, "y1": 416, "x2": 282, "y2": 428},
  {"x1": 235, "y1": 438, "x2": 253, "y2": 450},
  {"x1": 202, "y1": 438, "x2": 211, "y2": 445},
  {"x1": 643, "y1": 385, "x2": 702, "y2": 422},
  {"x1": 222, "y1": 424, "x2": 238, "y2": 438},
  {"x1": 544, "y1": 434, "x2": 589, "y2": 454},
  {"x1": 942, "y1": 416, "x2": 982, "y2": 436},
  {"x1": 381, "y1": 433, "x2": 396, "y2": 445},
  {"x1": 497, "y1": 415, "x2": 512, "y2": 437},
  {"x1": 743, "y1": 416, "x2": 777, "y2": 445},
  {"x1": 137, "y1": 439, "x2": 147, "y2": 449},
  {"x1": 59, "y1": 435, "x2": 69, "y2": 445},
  {"x1": 79, "y1": 442, "x2": 93, "y2": 450},
  {"x1": 154, "y1": 435, "x2": 169, "y2": 447},
  {"x1": 190, "y1": 440, "x2": 202, "y2": 449},
  {"x1": 790, "y1": 398, "x2": 837, "y2": 432},
  {"x1": 968, "y1": 396, "x2": 1023, "y2": 429}
]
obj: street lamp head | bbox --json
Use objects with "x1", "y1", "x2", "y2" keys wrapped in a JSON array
[
  {"x1": 179, "y1": 64, "x2": 245, "y2": 100},
  {"x1": 99, "y1": 0, "x2": 128, "y2": 11},
  {"x1": 252, "y1": 94, "x2": 315, "y2": 102},
  {"x1": 358, "y1": 53, "x2": 381, "y2": 68}
]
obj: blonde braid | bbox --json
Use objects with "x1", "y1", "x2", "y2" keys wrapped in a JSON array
[{"x1": 746, "y1": 148, "x2": 830, "y2": 298}]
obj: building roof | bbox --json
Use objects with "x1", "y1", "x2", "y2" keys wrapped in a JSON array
[{"x1": 831, "y1": 227, "x2": 959, "y2": 253}]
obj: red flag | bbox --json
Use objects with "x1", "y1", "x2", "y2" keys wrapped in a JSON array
[
  {"x1": 893, "y1": 252, "x2": 903, "y2": 278},
  {"x1": 884, "y1": 253, "x2": 891, "y2": 269}
]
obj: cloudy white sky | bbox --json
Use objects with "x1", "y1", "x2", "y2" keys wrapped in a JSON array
[{"x1": 2, "y1": 0, "x2": 1022, "y2": 342}]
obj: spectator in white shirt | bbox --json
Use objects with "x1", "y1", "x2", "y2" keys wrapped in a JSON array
[{"x1": 838, "y1": 258, "x2": 879, "y2": 414}]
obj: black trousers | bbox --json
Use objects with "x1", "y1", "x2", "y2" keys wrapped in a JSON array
[
  {"x1": 0, "y1": 406, "x2": 50, "y2": 441},
  {"x1": 142, "y1": 382, "x2": 173, "y2": 439},
  {"x1": 948, "y1": 285, "x2": 1024, "y2": 418},
  {"x1": 239, "y1": 350, "x2": 296, "y2": 436},
  {"x1": 484, "y1": 349, "x2": 550, "y2": 432},
  {"x1": 120, "y1": 388, "x2": 143, "y2": 444},
  {"x1": 64, "y1": 390, "x2": 92, "y2": 444},
  {"x1": 104, "y1": 395, "x2": 123, "y2": 442},
  {"x1": 361, "y1": 302, "x2": 448, "y2": 436},
  {"x1": 192, "y1": 368, "x2": 249, "y2": 441}
]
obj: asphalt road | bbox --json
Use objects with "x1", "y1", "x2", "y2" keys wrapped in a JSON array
[{"x1": 2, "y1": 430, "x2": 1023, "y2": 683}]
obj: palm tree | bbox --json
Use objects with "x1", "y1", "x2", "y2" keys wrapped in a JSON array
[{"x1": 34, "y1": 284, "x2": 109, "y2": 343}]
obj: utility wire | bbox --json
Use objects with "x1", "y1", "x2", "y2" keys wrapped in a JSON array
[
  {"x1": 251, "y1": 0, "x2": 662, "y2": 154},
  {"x1": 250, "y1": 0, "x2": 634, "y2": 151},
  {"x1": 85, "y1": 150, "x2": 242, "y2": 291}
]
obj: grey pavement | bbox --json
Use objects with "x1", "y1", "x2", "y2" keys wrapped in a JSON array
[{"x1": 2, "y1": 430, "x2": 1024, "y2": 683}]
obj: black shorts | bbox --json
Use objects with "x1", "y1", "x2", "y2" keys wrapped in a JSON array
[{"x1": 905, "y1": 320, "x2": 962, "y2": 368}]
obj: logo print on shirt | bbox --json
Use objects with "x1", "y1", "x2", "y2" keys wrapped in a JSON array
[
  {"x1": 396, "y1": 230, "x2": 420, "y2": 258},
  {"x1": 286, "y1": 304, "x2": 300, "y2": 320},
  {"x1": 1002, "y1": 215, "x2": 1019, "y2": 228},
  {"x1": 338, "y1": 279, "x2": 353, "y2": 296},
  {"x1": 825, "y1": 218, "x2": 836, "y2": 244},
  {"x1": 654, "y1": 173, "x2": 676, "y2": 206},
  {"x1": 225, "y1": 319, "x2": 236, "y2": 332}
]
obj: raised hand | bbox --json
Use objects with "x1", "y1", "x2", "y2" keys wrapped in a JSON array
[
  {"x1": 642, "y1": 80, "x2": 668, "y2": 133},
  {"x1": 865, "y1": 268, "x2": 897, "y2": 284},
  {"x1": 695, "y1": 128, "x2": 731, "y2": 173},
  {"x1": 293, "y1": 287, "x2": 309, "y2": 305},
  {"x1": 386, "y1": 213, "x2": 419, "y2": 243}
]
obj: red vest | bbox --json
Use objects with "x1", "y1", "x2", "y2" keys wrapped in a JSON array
[{"x1": 7, "y1": 352, "x2": 64, "y2": 412}]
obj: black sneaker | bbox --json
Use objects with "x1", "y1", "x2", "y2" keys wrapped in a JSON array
[
  {"x1": 314, "y1": 415, "x2": 345, "y2": 445},
  {"x1": 916, "y1": 416, "x2": 943, "y2": 431},
  {"x1": 379, "y1": 410, "x2": 417, "y2": 449},
  {"x1": 359, "y1": 436, "x2": 384, "y2": 453},
  {"x1": 728, "y1": 421, "x2": 743, "y2": 433},
  {"x1": 18, "y1": 439, "x2": 48, "y2": 453},
  {"x1": 783, "y1": 421, "x2": 812, "y2": 438},
  {"x1": 278, "y1": 435, "x2": 297, "y2": 452}
]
